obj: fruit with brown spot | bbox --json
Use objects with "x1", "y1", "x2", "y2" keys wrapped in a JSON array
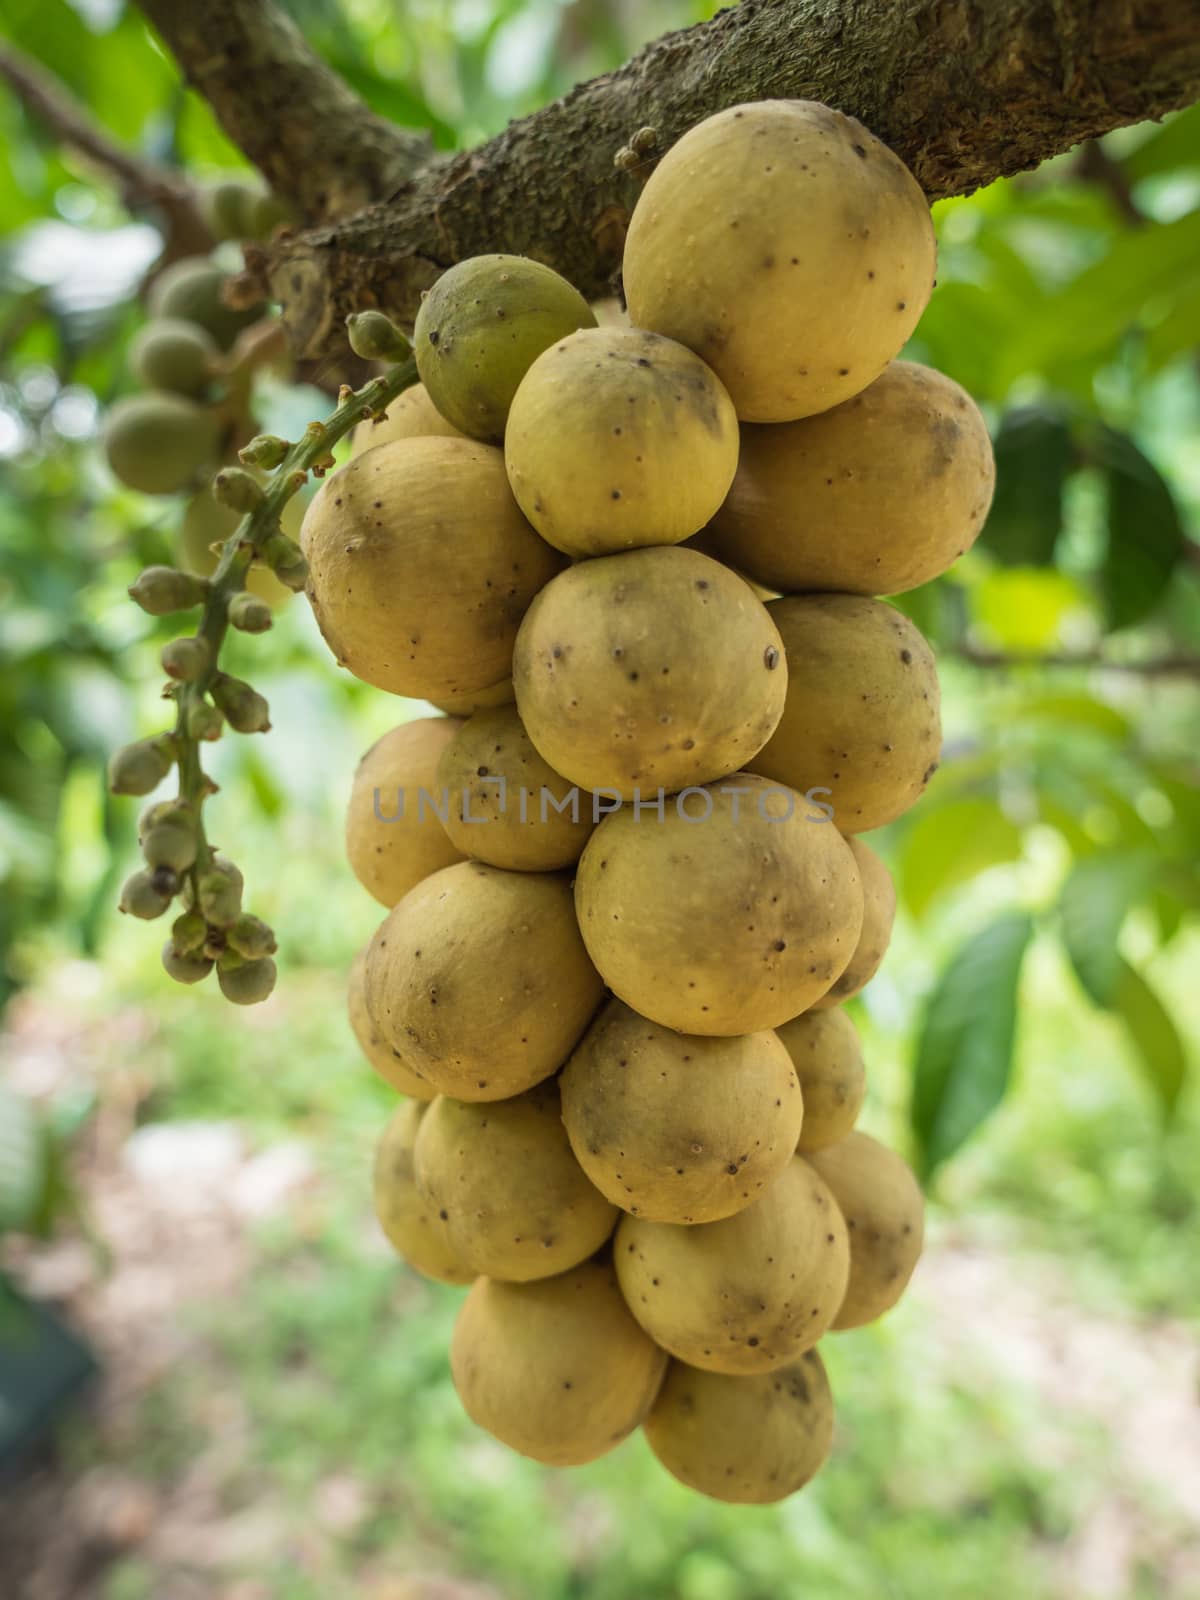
[{"x1": 345, "y1": 718, "x2": 465, "y2": 908}]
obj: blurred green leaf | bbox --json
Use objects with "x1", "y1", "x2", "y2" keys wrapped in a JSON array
[
  {"x1": 981, "y1": 407, "x2": 1074, "y2": 566},
  {"x1": 1060, "y1": 850, "x2": 1157, "y2": 1005},
  {"x1": 1124, "y1": 104, "x2": 1200, "y2": 182},
  {"x1": 899, "y1": 797, "x2": 1024, "y2": 920},
  {"x1": 1112, "y1": 962, "x2": 1188, "y2": 1117},
  {"x1": 972, "y1": 566, "x2": 1090, "y2": 652},
  {"x1": 0, "y1": 1086, "x2": 44, "y2": 1234},
  {"x1": 1090, "y1": 425, "x2": 1187, "y2": 629},
  {"x1": 911, "y1": 912, "x2": 1034, "y2": 1177},
  {"x1": 1013, "y1": 691, "x2": 1131, "y2": 740}
]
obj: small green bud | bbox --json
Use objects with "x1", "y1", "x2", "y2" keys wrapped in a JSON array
[
  {"x1": 217, "y1": 953, "x2": 277, "y2": 1006},
  {"x1": 261, "y1": 530, "x2": 308, "y2": 591},
  {"x1": 171, "y1": 910, "x2": 208, "y2": 954},
  {"x1": 211, "y1": 673, "x2": 270, "y2": 733},
  {"x1": 138, "y1": 799, "x2": 174, "y2": 841},
  {"x1": 238, "y1": 434, "x2": 290, "y2": 469},
  {"x1": 226, "y1": 913, "x2": 277, "y2": 961},
  {"x1": 161, "y1": 636, "x2": 211, "y2": 681},
  {"x1": 228, "y1": 591, "x2": 273, "y2": 634},
  {"x1": 129, "y1": 565, "x2": 207, "y2": 615},
  {"x1": 213, "y1": 467, "x2": 265, "y2": 513},
  {"x1": 187, "y1": 700, "x2": 224, "y2": 741},
  {"x1": 119, "y1": 869, "x2": 173, "y2": 920},
  {"x1": 195, "y1": 855, "x2": 244, "y2": 927},
  {"x1": 142, "y1": 817, "x2": 197, "y2": 873},
  {"x1": 109, "y1": 735, "x2": 175, "y2": 796},
  {"x1": 162, "y1": 941, "x2": 214, "y2": 985},
  {"x1": 346, "y1": 311, "x2": 411, "y2": 364}
]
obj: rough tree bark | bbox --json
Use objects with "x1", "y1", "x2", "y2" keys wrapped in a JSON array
[{"x1": 137, "y1": 0, "x2": 1200, "y2": 359}]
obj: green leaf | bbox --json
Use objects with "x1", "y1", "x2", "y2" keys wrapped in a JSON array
[
  {"x1": 1113, "y1": 963, "x2": 1188, "y2": 1118},
  {"x1": 972, "y1": 566, "x2": 1090, "y2": 653},
  {"x1": 898, "y1": 797, "x2": 1024, "y2": 920},
  {"x1": 1123, "y1": 104, "x2": 1200, "y2": 182},
  {"x1": 1060, "y1": 851, "x2": 1157, "y2": 1005},
  {"x1": 1090, "y1": 425, "x2": 1186, "y2": 629},
  {"x1": 1012, "y1": 691, "x2": 1130, "y2": 741},
  {"x1": 0, "y1": 1087, "x2": 45, "y2": 1235},
  {"x1": 910, "y1": 912, "x2": 1034, "y2": 1177},
  {"x1": 981, "y1": 407, "x2": 1074, "y2": 566}
]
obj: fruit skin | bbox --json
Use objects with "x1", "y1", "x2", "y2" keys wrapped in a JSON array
[
  {"x1": 148, "y1": 256, "x2": 264, "y2": 350},
  {"x1": 504, "y1": 326, "x2": 739, "y2": 558},
  {"x1": 436, "y1": 704, "x2": 594, "y2": 873},
  {"x1": 129, "y1": 318, "x2": 218, "y2": 397},
  {"x1": 351, "y1": 382, "x2": 467, "y2": 455},
  {"x1": 373, "y1": 1100, "x2": 474, "y2": 1284},
  {"x1": 413, "y1": 1081, "x2": 617, "y2": 1281},
  {"x1": 644, "y1": 1349, "x2": 834, "y2": 1504},
  {"x1": 179, "y1": 484, "x2": 297, "y2": 607},
  {"x1": 414, "y1": 254, "x2": 596, "y2": 441},
  {"x1": 450, "y1": 1260, "x2": 667, "y2": 1466},
  {"x1": 369, "y1": 860, "x2": 603, "y2": 1101},
  {"x1": 104, "y1": 393, "x2": 219, "y2": 496},
  {"x1": 513, "y1": 547, "x2": 786, "y2": 801},
  {"x1": 575, "y1": 774, "x2": 863, "y2": 1035},
  {"x1": 348, "y1": 944, "x2": 435, "y2": 1100},
  {"x1": 426, "y1": 678, "x2": 515, "y2": 717},
  {"x1": 811, "y1": 836, "x2": 895, "y2": 1008},
  {"x1": 623, "y1": 100, "x2": 935, "y2": 422},
  {"x1": 707, "y1": 361, "x2": 995, "y2": 595},
  {"x1": 217, "y1": 955, "x2": 276, "y2": 1005},
  {"x1": 560, "y1": 999, "x2": 803, "y2": 1223},
  {"x1": 615, "y1": 1157, "x2": 850, "y2": 1374},
  {"x1": 345, "y1": 717, "x2": 465, "y2": 908},
  {"x1": 755, "y1": 595, "x2": 941, "y2": 834},
  {"x1": 300, "y1": 436, "x2": 564, "y2": 701},
  {"x1": 806, "y1": 1130, "x2": 925, "y2": 1329},
  {"x1": 776, "y1": 1008, "x2": 866, "y2": 1153}
]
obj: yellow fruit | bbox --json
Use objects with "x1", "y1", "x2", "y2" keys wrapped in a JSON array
[
  {"x1": 372, "y1": 1101, "x2": 474, "y2": 1284},
  {"x1": 436, "y1": 703, "x2": 594, "y2": 872},
  {"x1": 623, "y1": 101, "x2": 935, "y2": 421},
  {"x1": 148, "y1": 255, "x2": 264, "y2": 350},
  {"x1": 513, "y1": 547, "x2": 786, "y2": 800},
  {"x1": 104, "y1": 393, "x2": 219, "y2": 496},
  {"x1": 413, "y1": 1081, "x2": 617, "y2": 1281},
  {"x1": 425, "y1": 678, "x2": 515, "y2": 717},
  {"x1": 755, "y1": 596, "x2": 941, "y2": 833},
  {"x1": 348, "y1": 944, "x2": 435, "y2": 1099},
  {"x1": 179, "y1": 482, "x2": 297, "y2": 606},
  {"x1": 451, "y1": 1261, "x2": 667, "y2": 1465},
  {"x1": 811, "y1": 836, "x2": 896, "y2": 1007},
  {"x1": 414, "y1": 254, "x2": 596, "y2": 441},
  {"x1": 575, "y1": 774, "x2": 863, "y2": 1034},
  {"x1": 706, "y1": 362, "x2": 995, "y2": 594},
  {"x1": 776, "y1": 1008, "x2": 866, "y2": 1153},
  {"x1": 301, "y1": 436, "x2": 563, "y2": 700},
  {"x1": 807, "y1": 1130, "x2": 925, "y2": 1329},
  {"x1": 560, "y1": 999, "x2": 803, "y2": 1222},
  {"x1": 644, "y1": 1350, "x2": 834, "y2": 1503},
  {"x1": 504, "y1": 326, "x2": 739, "y2": 557},
  {"x1": 351, "y1": 381, "x2": 467, "y2": 455},
  {"x1": 615, "y1": 1157, "x2": 850, "y2": 1373},
  {"x1": 345, "y1": 717, "x2": 465, "y2": 908},
  {"x1": 369, "y1": 860, "x2": 603, "y2": 1101},
  {"x1": 129, "y1": 317, "x2": 218, "y2": 397}
]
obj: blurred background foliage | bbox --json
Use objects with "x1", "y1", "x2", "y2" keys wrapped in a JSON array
[{"x1": 0, "y1": 2, "x2": 1198, "y2": 1598}]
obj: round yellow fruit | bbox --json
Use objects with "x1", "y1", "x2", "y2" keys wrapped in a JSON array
[
  {"x1": 373, "y1": 1101, "x2": 474, "y2": 1284},
  {"x1": 615, "y1": 1157, "x2": 850, "y2": 1373},
  {"x1": 351, "y1": 381, "x2": 467, "y2": 455},
  {"x1": 706, "y1": 362, "x2": 995, "y2": 595},
  {"x1": 623, "y1": 101, "x2": 935, "y2": 422},
  {"x1": 513, "y1": 547, "x2": 786, "y2": 800},
  {"x1": 811, "y1": 836, "x2": 896, "y2": 1008},
  {"x1": 776, "y1": 1008, "x2": 866, "y2": 1153},
  {"x1": 755, "y1": 596, "x2": 941, "y2": 833},
  {"x1": 451, "y1": 1261, "x2": 667, "y2": 1465},
  {"x1": 807, "y1": 1130, "x2": 925, "y2": 1329},
  {"x1": 179, "y1": 481, "x2": 298, "y2": 606},
  {"x1": 426, "y1": 678, "x2": 515, "y2": 717},
  {"x1": 644, "y1": 1350, "x2": 834, "y2": 1503},
  {"x1": 104, "y1": 393, "x2": 219, "y2": 496},
  {"x1": 413, "y1": 1081, "x2": 617, "y2": 1281},
  {"x1": 301, "y1": 436, "x2": 563, "y2": 700},
  {"x1": 369, "y1": 860, "x2": 603, "y2": 1101},
  {"x1": 348, "y1": 944, "x2": 435, "y2": 1100},
  {"x1": 436, "y1": 704, "x2": 594, "y2": 872},
  {"x1": 560, "y1": 999, "x2": 803, "y2": 1222},
  {"x1": 345, "y1": 717, "x2": 465, "y2": 908},
  {"x1": 504, "y1": 326, "x2": 738, "y2": 557},
  {"x1": 575, "y1": 774, "x2": 863, "y2": 1034}
]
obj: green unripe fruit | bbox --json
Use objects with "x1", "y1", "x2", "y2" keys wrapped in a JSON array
[
  {"x1": 201, "y1": 177, "x2": 261, "y2": 241},
  {"x1": 119, "y1": 869, "x2": 173, "y2": 920},
  {"x1": 104, "y1": 393, "x2": 219, "y2": 496},
  {"x1": 248, "y1": 191, "x2": 292, "y2": 239},
  {"x1": 194, "y1": 855, "x2": 244, "y2": 927},
  {"x1": 414, "y1": 254, "x2": 596, "y2": 441},
  {"x1": 162, "y1": 941, "x2": 214, "y2": 985},
  {"x1": 129, "y1": 564, "x2": 207, "y2": 616},
  {"x1": 261, "y1": 530, "x2": 308, "y2": 591},
  {"x1": 109, "y1": 735, "x2": 174, "y2": 796},
  {"x1": 171, "y1": 910, "x2": 208, "y2": 955},
  {"x1": 142, "y1": 818, "x2": 197, "y2": 873},
  {"x1": 346, "y1": 311, "x2": 410, "y2": 364},
  {"x1": 228, "y1": 591, "x2": 273, "y2": 634},
  {"x1": 148, "y1": 256, "x2": 265, "y2": 351},
  {"x1": 239, "y1": 434, "x2": 289, "y2": 469},
  {"x1": 161, "y1": 636, "x2": 211, "y2": 681},
  {"x1": 226, "y1": 913, "x2": 277, "y2": 960},
  {"x1": 217, "y1": 953, "x2": 277, "y2": 1005},
  {"x1": 211, "y1": 674, "x2": 270, "y2": 733},
  {"x1": 187, "y1": 701, "x2": 224, "y2": 741},
  {"x1": 129, "y1": 318, "x2": 218, "y2": 397},
  {"x1": 213, "y1": 466, "x2": 263, "y2": 513}
]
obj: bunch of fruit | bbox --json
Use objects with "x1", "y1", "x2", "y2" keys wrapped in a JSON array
[{"x1": 311, "y1": 99, "x2": 995, "y2": 1503}]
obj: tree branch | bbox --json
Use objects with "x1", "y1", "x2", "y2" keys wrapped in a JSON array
[
  {"x1": 143, "y1": 0, "x2": 1200, "y2": 357},
  {"x1": 952, "y1": 645, "x2": 1200, "y2": 678},
  {"x1": 135, "y1": 0, "x2": 434, "y2": 222},
  {"x1": 0, "y1": 42, "x2": 213, "y2": 259}
]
